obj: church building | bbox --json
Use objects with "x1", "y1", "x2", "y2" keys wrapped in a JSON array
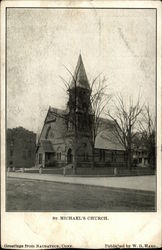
[{"x1": 36, "y1": 55, "x2": 126, "y2": 170}]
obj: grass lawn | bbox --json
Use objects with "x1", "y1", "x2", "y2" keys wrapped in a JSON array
[{"x1": 6, "y1": 177, "x2": 155, "y2": 212}]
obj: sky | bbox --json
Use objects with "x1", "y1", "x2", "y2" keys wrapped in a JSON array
[{"x1": 7, "y1": 8, "x2": 156, "y2": 134}]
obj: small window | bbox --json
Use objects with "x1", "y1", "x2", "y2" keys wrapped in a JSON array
[
  {"x1": 139, "y1": 158, "x2": 142, "y2": 163},
  {"x1": 124, "y1": 151, "x2": 128, "y2": 162},
  {"x1": 10, "y1": 150, "x2": 13, "y2": 157},
  {"x1": 100, "y1": 149, "x2": 105, "y2": 162},
  {"x1": 111, "y1": 151, "x2": 117, "y2": 162},
  {"x1": 39, "y1": 154, "x2": 42, "y2": 164},
  {"x1": 99, "y1": 149, "x2": 102, "y2": 161},
  {"x1": 103, "y1": 150, "x2": 105, "y2": 161}
]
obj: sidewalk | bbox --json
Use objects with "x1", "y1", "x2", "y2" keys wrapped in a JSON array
[{"x1": 7, "y1": 172, "x2": 156, "y2": 192}]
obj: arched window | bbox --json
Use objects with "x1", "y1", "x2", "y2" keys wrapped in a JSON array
[
  {"x1": 67, "y1": 148, "x2": 73, "y2": 163},
  {"x1": 45, "y1": 126, "x2": 51, "y2": 139},
  {"x1": 57, "y1": 147, "x2": 61, "y2": 161}
]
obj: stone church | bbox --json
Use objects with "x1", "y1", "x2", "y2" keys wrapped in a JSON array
[{"x1": 36, "y1": 55, "x2": 126, "y2": 169}]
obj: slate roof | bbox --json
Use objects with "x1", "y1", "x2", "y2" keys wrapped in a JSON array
[
  {"x1": 95, "y1": 130, "x2": 125, "y2": 151},
  {"x1": 95, "y1": 118, "x2": 125, "y2": 151},
  {"x1": 70, "y1": 54, "x2": 90, "y2": 90}
]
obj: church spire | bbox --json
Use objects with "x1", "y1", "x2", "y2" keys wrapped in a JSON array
[{"x1": 70, "y1": 54, "x2": 90, "y2": 90}]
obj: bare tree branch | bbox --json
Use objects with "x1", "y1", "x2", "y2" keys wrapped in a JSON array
[{"x1": 106, "y1": 92, "x2": 143, "y2": 168}]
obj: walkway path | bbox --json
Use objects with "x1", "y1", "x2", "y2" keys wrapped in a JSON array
[{"x1": 7, "y1": 172, "x2": 156, "y2": 192}]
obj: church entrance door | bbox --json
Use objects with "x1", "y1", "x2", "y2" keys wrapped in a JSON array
[{"x1": 67, "y1": 148, "x2": 73, "y2": 164}]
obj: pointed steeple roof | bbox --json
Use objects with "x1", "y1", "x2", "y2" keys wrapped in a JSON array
[{"x1": 70, "y1": 54, "x2": 90, "y2": 90}]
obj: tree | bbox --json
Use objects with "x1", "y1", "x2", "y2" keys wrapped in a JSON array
[
  {"x1": 106, "y1": 93, "x2": 143, "y2": 168},
  {"x1": 138, "y1": 105, "x2": 156, "y2": 167},
  {"x1": 89, "y1": 75, "x2": 111, "y2": 166}
]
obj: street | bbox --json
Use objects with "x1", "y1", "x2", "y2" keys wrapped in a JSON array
[
  {"x1": 6, "y1": 177, "x2": 155, "y2": 212},
  {"x1": 7, "y1": 172, "x2": 156, "y2": 191}
]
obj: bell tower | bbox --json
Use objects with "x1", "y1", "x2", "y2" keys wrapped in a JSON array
[
  {"x1": 67, "y1": 54, "x2": 92, "y2": 135},
  {"x1": 66, "y1": 55, "x2": 93, "y2": 167}
]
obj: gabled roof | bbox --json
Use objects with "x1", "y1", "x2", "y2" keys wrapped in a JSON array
[
  {"x1": 70, "y1": 54, "x2": 90, "y2": 90},
  {"x1": 38, "y1": 106, "x2": 125, "y2": 152},
  {"x1": 37, "y1": 107, "x2": 67, "y2": 146},
  {"x1": 45, "y1": 107, "x2": 66, "y2": 124}
]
